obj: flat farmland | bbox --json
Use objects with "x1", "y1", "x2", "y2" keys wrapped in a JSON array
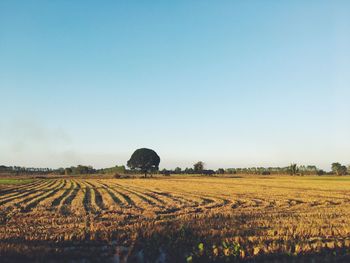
[{"x1": 1, "y1": 176, "x2": 350, "y2": 262}]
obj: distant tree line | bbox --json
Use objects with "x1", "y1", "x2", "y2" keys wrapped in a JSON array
[
  {"x1": 98, "y1": 165, "x2": 126, "y2": 175},
  {"x1": 222, "y1": 164, "x2": 326, "y2": 176},
  {"x1": 7, "y1": 148, "x2": 350, "y2": 177},
  {"x1": 159, "y1": 162, "x2": 350, "y2": 176},
  {"x1": 0, "y1": 165, "x2": 52, "y2": 175},
  {"x1": 1, "y1": 162, "x2": 349, "y2": 177},
  {"x1": 0, "y1": 164, "x2": 124, "y2": 176},
  {"x1": 160, "y1": 161, "x2": 216, "y2": 176},
  {"x1": 61, "y1": 165, "x2": 128, "y2": 175}
]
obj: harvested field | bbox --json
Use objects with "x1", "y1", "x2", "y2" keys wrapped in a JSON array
[{"x1": 1, "y1": 176, "x2": 350, "y2": 262}]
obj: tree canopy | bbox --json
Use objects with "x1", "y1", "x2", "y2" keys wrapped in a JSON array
[
  {"x1": 331, "y1": 162, "x2": 347, "y2": 176},
  {"x1": 194, "y1": 161, "x2": 204, "y2": 172},
  {"x1": 127, "y1": 148, "x2": 160, "y2": 177}
]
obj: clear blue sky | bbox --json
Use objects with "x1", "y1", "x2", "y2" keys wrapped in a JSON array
[{"x1": 0, "y1": 1, "x2": 349, "y2": 170}]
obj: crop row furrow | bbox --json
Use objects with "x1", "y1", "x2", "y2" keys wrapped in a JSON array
[
  {"x1": 0, "y1": 180, "x2": 51, "y2": 202},
  {"x1": 51, "y1": 180, "x2": 74, "y2": 207},
  {"x1": 0, "y1": 180, "x2": 42, "y2": 196},
  {"x1": 111, "y1": 183, "x2": 164, "y2": 208},
  {"x1": 116, "y1": 184, "x2": 190, "y2": 208},
  {"x1": 0, "y1": 180, "x2": 57, "y2": 207},
  {"x1": 84, "y1": 181, "x2": 107, "y2": 210},
  {"x1": 98, "y1": 181, "x2": 136, "y2": 207},
  {"x1": 22, "y1": 180, "x2": 67, "y2": 212}
]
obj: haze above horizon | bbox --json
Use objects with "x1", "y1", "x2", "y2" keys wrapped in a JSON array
[{"x1": 1, "y1": 1, "x2": 349, "y2": 170}]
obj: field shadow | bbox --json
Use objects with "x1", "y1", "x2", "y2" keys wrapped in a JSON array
[{"x1": 1, "y1": 232, "x2": 350, "y2": 263}]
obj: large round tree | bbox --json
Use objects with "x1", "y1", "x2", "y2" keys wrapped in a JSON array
[{"x1": 127, "y1": 148, "x2": 160, "y2": 177}]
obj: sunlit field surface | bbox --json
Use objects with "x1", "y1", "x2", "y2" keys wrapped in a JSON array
[{"x1": 1, "y1": 176, "x2": 350, "y2": 262}]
